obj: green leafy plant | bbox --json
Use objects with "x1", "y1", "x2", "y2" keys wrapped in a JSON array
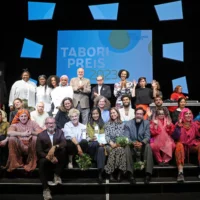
[
  {"x1": 75, "y1": 153, "x2": 92, "y2": 170},
  {"x1": 116, "y1": 136, "x2": 129, "y2": 147},
  {"x1": 134, "y1": 161, "x2": 146, "y2": 170}
]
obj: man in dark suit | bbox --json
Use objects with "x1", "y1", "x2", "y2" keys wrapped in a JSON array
[
  {"x1": 36, "y1": 117, "x2": 66, "y2": 200},
  {"x1": 124, "y1": 107, "x2": 154, "y2": 184},
  {"x1": 91, "y1": 75, "x2": 111, "y2": 101}
]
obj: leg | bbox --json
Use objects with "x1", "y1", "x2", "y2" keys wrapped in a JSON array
[
  {"x1": 150, "y1": 143, "x2": 163, "y2": 164},
  {"x1": 88, "y1": 141, "x2": 99, "y2": 161},
  {"x1": 175, "y1": 142, "x2": 185, "y2": 182},
  {"x1": 80, "y1": 108, "x2": 90, "y2": 125},
  {"x1": 54, "y1": 148, "x2": 66, "y2": 176},
  {"x1": 143, "y1": 143, "x2": 154, "y2": 175},
  {"x1": 163, "y1": 142, "x2": 176, "y2": 164},
  {"x1": 79, "y1": 139, "x2": 88, "y2": 153},
  {"x1": 24, "y1": 136, "x2": 38, "y2": 172},
  {"x1": 38, "y1": 158, "x2": 54, "y2": 189},
  {"x1": 0, "y1": 135, "x2": 8, "y2": 167},
  {"x1": 66, "y1": 140, "x2": 77, "y2": 168},
  {"x1": 6, "y1": 137, "x2": 24, "y2": 172}
]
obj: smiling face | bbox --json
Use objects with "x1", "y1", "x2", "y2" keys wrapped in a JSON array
[
  {"x1": 19, "y1": 113, "x2": 29, "y2": 124},
  {"x1": 184, "y1": 110, "x2": 192, "y2": 122},
  {"x1": 22, "y1": 72, "x2": 30, "y2": 82},
  {"x1": 92, "y1": 109, "x2": 100, "y2": 121}
]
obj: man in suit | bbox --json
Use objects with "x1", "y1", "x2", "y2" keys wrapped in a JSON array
[
  {"x1": 91, "y1": 75, "x2": 111, "y2": 101},
  {"x1": 36, "y1": 117, "x2": 66, "y2": 200},
  {"x1": 124, "y1": 107, "x2": 154, "y2": 184},
  {"x1": 70, "y1": 68, "x2": 91, "y2": 124}
]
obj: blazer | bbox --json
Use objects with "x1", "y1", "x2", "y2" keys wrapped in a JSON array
[
  {"x1": 36, "y1": 129, "x2": 66, "y2": 159},
  {"x1": 70, "y1": 77, "x2": 91, "y2": 108},
  {"x1": 91, "y1": 84, "x2": 111, "y2": 100},
  {"x1": 124, "y1": 119, "x2": 150, "y2": 144}
]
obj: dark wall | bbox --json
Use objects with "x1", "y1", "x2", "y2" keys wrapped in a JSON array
[{"x1": 2, "y1": 0, "x2": 198, "y2": 106}]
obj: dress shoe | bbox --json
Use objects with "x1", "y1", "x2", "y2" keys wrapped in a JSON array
[
  {"x1": 117, "y1": 171, "x2": 122, "y2": 182},
  {"x1": 144, "y1": 175, "x2": 151, "y2": 184},
  {"x1": 129, "y1": 174, "x2": 136, "y2": 184},
  {"x1": 109, "y1": 173, "x2": 115, "y2": 181}
]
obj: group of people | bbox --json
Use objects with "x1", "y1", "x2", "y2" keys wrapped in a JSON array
[{"x1": 0, "y1": 67, "x2": 200, "y2": 200}]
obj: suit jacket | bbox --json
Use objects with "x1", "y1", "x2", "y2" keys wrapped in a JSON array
[
  {"x1": 91, "y1": 84, "x2": 111, "y2": 100},
  {"x1": 124, "y1": 119, "x2": 150, "y2": 144},
  {"x1": 70, "y1": 77, "x2": 91, "y2": 108},
  {"x1": 36, "y1": 129, "x2": 66, "y2": 159}
]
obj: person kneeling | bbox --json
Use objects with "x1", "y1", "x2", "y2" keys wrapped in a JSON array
[{"x1": 36, "y1": 117, "x2": 66, "y2": 200}]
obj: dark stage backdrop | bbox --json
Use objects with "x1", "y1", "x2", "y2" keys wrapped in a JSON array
[{"x1": 2, "y1": 0, "x2": 198, "y2": 106}]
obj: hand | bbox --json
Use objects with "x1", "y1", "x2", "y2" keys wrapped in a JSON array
[
  {"x1": 51, "y1": 156, "x2": 58, "y2": 164},
  {"x1": 77, "y1": 145, "x2": 83, "y2": 156},
  {"x1": 146, "y1": 107, "x2": 152, "y2": 117},
  {"x1": 47, "y1": 146, "x2": 56, "y2": 160},
  {"x1": 178, "y1": 118, "x2": 182, "y2": 124},
  {"x1": 151, "y1": 80, "x2": 157, "y2": 88},
  {"x1": 94, "y1": 92, "x2": 98, "y2": 97},
  {"x1": 92, "y1": 136, "x2": 97, "y2": 141},
  {"x1": 10, "y1": 106, "x2": 14, "y2": 111},
  {"x1": 78, "y1": 85, "x2": 84, "y2": 90},
  {"x1": 0, "y1": 139, "x2": 7, "y2": 147},
  {"x1": 132, "y1": 80, "x2": 137, "y2": 87},
  {"x1": 21, "y1": 130, "x2": 32, "y2": 137},
  {"x1": 133, "y1": 141, "x2": 142, "y2": 148},
  {"x1": 99, "y1": 143, "x2": 105, "y2": 147},
  {"x1": 166, "y1": 120, "x2": 171, "y2": 126},
  {"x1": 154, "y1": 120, "x2": 158, "y2": 125},
  {"x1": 185, "y1": 96, "x2": 189, "y2": 99},
  {"x1": 110, "y1": 143, "x2": 117, "y2": 149},
  {"x1": 121, "y1": 80, "x2": 126, "y2": 88}
]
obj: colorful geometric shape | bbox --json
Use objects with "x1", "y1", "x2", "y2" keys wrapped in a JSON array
[
  {"x1": 21, "y1": 38, "x2": 43, "y2": 58},
  {"x1": 163, "y1": 42, "x2": 183, "y2": 61},
  {"x1": 172, "y1": 76, "x2": 188, "y2": 94},
  {"x1": 28, "y1": 1, "x2": 56, "y2": 20},
  {"x1": 29, "y1": 78, "x2": 38, "y2": 85},
  {"x1": 154, "y1": 0, "x2": 183, "y2": 21},
  {"x1": 89, "y1": 3, "x2": 119, "y2": 20}
]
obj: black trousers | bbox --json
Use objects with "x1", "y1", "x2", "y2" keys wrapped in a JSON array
[
  {"x1": 66, "y1": 139, "x2": 88, "y2": 155},
  {"x1": 0, "y1": 135, "x2": 8, "y2": 166},
  {"x1": 38, "y1": 148, "x2": 66, "y2": 189}
]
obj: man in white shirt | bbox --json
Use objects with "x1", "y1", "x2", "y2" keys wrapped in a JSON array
[
  {"x1": 30, "y1": 102, "x2": 49, "y2": 129},
  {"x1": 119, "y1": 94, "x2": 135, "y2": 122}
]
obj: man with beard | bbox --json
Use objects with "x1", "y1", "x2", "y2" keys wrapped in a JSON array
[
  {"x1": 147, "y1": 96, "x2": 170, "y2": 120},
  {"x1": 36, "y1": 117, "x2": 66, "y2": 200},
  {"x1": 124, "y1": 107, "x2": 154, "y2": 184},
  {"x1": 119, "y1": 95, "x2": 135, "y2": 122}
]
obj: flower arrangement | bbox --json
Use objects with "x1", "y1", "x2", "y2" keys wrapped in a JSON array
[
  {"x1": 134, "y1": 160, "x2": 146, "y2": 170},
  {"x1": 75, "y1": 153, "x2": 92, "y2": 170},
  {"x1": 116, "y1": 136, "x2": 129, "y2": 147}
]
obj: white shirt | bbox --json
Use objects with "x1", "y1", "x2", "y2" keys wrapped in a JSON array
[
  {"x1": 98, "y1": 85, "x2": 102, "y2": 95},
  {"x1": 47, "y1": 132, "x2": 55, "y2": 146},
  {"x1": 51, "y1": 85, "x2": 74, "y2": 115},
  {"x1": 9, "y1": 80, "x2": 36, "y2": 107},
  {"x1": 36, "y1": 85, "x2": 52, "y2": 112},
  {"x1": 119, "y1": 107, "x2": 135, "y2": 122},
  {"x1": 63, "y1": 121, "x2": 86, "y2": 142},
  {"x1": 30, "y1": 110, "x2": 49, "y2": 128}
]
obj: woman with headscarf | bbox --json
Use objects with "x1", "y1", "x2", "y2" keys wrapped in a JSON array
[
  {"x1": 6, "y1": 109, "x2": 43, "y2": 172},
  {"x1": 51, "y1": 75, "x2": 74, "y2": 116},
  {"x1": 172, "y1": 108, "x2": 200, "y2": 182},
  {"x1": 150, "y1": 108, "x2": 175, "y2": 165}
]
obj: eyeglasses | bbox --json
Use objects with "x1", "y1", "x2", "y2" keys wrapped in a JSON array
[
  {"x1": 45, "y1": 122, "x2": 55, "y2": 125},
  {"x1": 97, "y1": 79, "x2": 103, "y2": 81}
]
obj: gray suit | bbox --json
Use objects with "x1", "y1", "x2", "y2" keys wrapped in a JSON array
[
  {"x1": 124, "y1": 119, "x2": 154, "y2": 174},
  {"x1": 70, "y1": 77, "x2": 91, "y2": 124}
]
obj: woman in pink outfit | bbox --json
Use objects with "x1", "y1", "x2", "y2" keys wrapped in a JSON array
[{"x1": 150, "y1": 108, "x2": 175, "y2": 165}]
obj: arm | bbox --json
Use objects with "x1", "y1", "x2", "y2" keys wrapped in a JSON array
[
  {"x1": 55, "y1": 111, "x2": 62, "y2": 129},
  {"x1": 86, "y1": 123, "x2": 93, "y2": 141},
  {"x1": 91, "y1": 87, "x2": 95, "y2": 100},
  {"x1": 105, "y1": 85, "x2": 111, "y2": 99},
  {"x1": 171, "y1": 124, "x2": 181, "y2": 141},
  {"x1": 56, "y1": 130, "x2": 67, "y2": 149},
  {"x1": 36, "y1": 136, "x2": 47, "y2": 158},
  {"x1": 7, "y1": 126, "x2": 24, "y2": 137},
  {"x1": 150, "y1": 121, "x2": 161, "y2": 136},
  {"x1": 32, "y1": 121, "x2": 43, "y2": 136},
  {"x1": 142, "y1": 121, "x2": 150, "y2": 144},
  {"x1": 113, "y1": 83, "x2": 121, "y2": 97},
  {"x1": 70, "y1": 78, "x2": 79, "y2": 92},
  {"x1": 82, "y1": 80, "x2": 91, "y2": 94},
  {"x1": 165, "y1": 123, "x2": 175, "y2": 135},
  {"x1": 123, "y1": 123, "x2": 131, "y2": 141},
  {"x1": 8, "y1": 82, "x2": 17, "y2": 107}
]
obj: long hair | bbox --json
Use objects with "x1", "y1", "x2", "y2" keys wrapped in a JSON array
[{"x1": 88, "y1": 107, "x2": 104, "y2": 129}]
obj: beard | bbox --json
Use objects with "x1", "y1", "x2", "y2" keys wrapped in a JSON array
[
  {"x1": 135, "y1": 118, "x2": 142, "y2": 123},
  {"x1": 47, "y1": 127, "x2": 55, "y2": 133}
]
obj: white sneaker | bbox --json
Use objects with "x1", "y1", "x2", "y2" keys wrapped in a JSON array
[
  {"x1": 43, "y1": 187, "x2": 52, "y2": 200},
  {"x1": 54, "y1": 174, "x2": 62, "y2": 185},
  {"x1": 47, "y1": 181, "x2": 56, "y2": 186},
  {"x1": 68, "y1": 162, "x2": 73, "y2": 169}
]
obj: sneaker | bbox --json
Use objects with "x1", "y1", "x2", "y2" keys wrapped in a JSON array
[
  {"x1": 54, "y1": 174, "x2": 62, "y2": 185},
  {"x1": 43, "y1": 188, "x2": 52, "y2": 200},
  {"x1": 68, "y1": 162, "x2": 73, "y2": 169},
  {"x1": 177, "y1": 173, "x2": 184, "y2": 182},
  {"x1": 47, "y1": 181, "x2": 56, "y2": 186}
]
